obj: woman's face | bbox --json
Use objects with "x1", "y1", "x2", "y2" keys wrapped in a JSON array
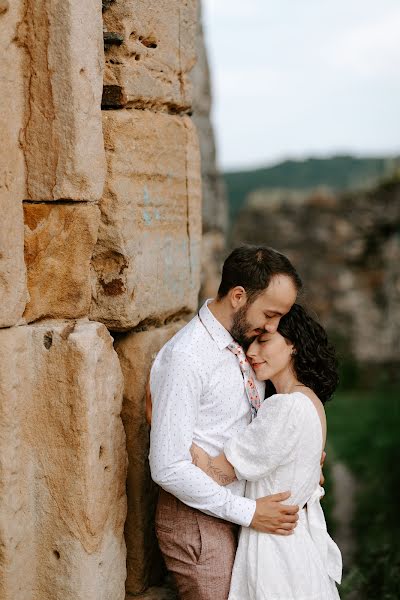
[{"x1": 246, "y1": 331, "x2": 294, "y2": 381}]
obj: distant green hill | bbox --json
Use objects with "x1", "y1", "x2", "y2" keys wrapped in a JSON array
[{"x1": 224, "y1": 155, "x2": 399, "y2": 224}]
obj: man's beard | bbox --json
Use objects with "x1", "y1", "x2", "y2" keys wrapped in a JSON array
[{"x1": 230, "y1": 304, "x2": 258, "y2": 349}]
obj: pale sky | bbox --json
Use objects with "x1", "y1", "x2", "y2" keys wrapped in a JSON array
[{"x1": 202, "y1": 0, "x2": 400, "y2": 170}]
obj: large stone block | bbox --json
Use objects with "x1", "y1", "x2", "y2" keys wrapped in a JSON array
[
  {"x1": 90, "y1": 109, "x2": 201, "y2": 331},
  {"x1": 23, "y1": 203, "x2": 100, "y2": 322},
  {"x1": 199, "y1": 231, "x2": 226, "y2": 304},
  {"x1": 192, "y1": 113, "x2": 228, "y2": 232},
  {"x1": 189, "y1": 2, "x2": 228, "y2": 234},
  {"x1": 19, "y1": 0, "x2": 106, "y2": 200},
  {"x1": 102, "y1": 0, "x2": 197, "y2": 112},
  {"x1": 0, "y1": 321, "x2": 127, "y2": 600},
  {"x1": 0, "y1": 198, "x2": 27, "y2": 329},
  {"x1": 115, "y1": 321, "x2": 185, "y2": 595},
  {"x1": 0, "y1": 327, "x2": 34, "y2": 599},
  {"x1": 190, "y1": 1, "x2": 211, "y2": 119},
  {"x1": 0, "y1": 0, "x2": 27, "y2": 326}
]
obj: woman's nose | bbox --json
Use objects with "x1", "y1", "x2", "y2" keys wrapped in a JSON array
[{"x1": 246, "y1": 340, "x2": 257, "y2": 358}]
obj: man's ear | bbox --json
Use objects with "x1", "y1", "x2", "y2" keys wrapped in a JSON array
[{"x1": 228, "y1": 286, "x2": 247, "y2": 309}]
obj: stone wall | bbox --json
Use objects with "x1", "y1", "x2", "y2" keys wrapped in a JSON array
[
  {"x1": 231, "y1": 180, "x2": 400, "y2": 368},
  {"x1": 190, "y1": 1, "x2": 228, "y2": 302},
  {"x1": 0, "y1": 1, "x2": 202, "y2": 598}
]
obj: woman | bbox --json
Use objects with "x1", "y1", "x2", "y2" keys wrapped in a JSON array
[{"x1": 190, "y1": 303, "x2": 342, "y2": 600}]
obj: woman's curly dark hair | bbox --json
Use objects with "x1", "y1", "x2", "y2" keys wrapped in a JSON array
[{"x1": 265, "y1": 303, "x2": 339, "y2": 404}]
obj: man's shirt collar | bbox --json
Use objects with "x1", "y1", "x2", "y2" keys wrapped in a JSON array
[{"x1": 198, "y1": 299, "x2": 234, "y2": 351}]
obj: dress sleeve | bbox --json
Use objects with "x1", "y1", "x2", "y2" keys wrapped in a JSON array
[{"x1": 224, "y1": 393, "x2": 304, "y2": 482}]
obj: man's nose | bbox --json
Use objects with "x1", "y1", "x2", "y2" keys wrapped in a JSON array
[{"x1": 264, "y1": 321, "x2": 278, "y2": 333}]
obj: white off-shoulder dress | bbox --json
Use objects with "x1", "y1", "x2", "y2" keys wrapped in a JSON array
[{"x1": 224, "y1": 391, "x2": 342, "y2": 600}]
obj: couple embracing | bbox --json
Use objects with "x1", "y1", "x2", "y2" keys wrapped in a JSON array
[{"x1": 149, "y1": 245, "x2": 342, "y2": 600}]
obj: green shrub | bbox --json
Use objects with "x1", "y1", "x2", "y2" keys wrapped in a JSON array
[{"x1": 326, "y1": 386, "x2": 400, "y2": 598}]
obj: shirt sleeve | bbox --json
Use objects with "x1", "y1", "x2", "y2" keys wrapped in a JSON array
[
  {"x1": 224, "y1": 393, "x2": 304, "y2": 482},
  {"x1": 149, "y1": 347, "x2": 256, "y2": 527}
]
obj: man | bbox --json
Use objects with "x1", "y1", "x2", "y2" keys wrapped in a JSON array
[{"x1": 149, "y1": 246, "x2": 302, "y2": 599}]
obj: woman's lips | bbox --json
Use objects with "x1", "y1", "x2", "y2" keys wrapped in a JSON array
[{"x1": 251, "y1": 361, "x2": 266, "y2": 369}]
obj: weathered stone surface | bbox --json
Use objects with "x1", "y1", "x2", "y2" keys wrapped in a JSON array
[
  {"x1": 115, "y1": 320, "x2": 185, "y2": 595},
  {"x1": 102, "y1": 0, "x2": 197, "y2": 112},
  {"x1": 192, "y1": 114, "x2": 228, "y2": 233},
  {"x1": 232, "y1": 180, "x2": 400, "y2": 365},
  {"x1": 0, "y1": 328, "x2": 34, "y2": 599},
  {"x1": 189, "y1": 3, "x2": 227, "y2": 303},
  {"x1": 0, "y1": 194, "x2": 27, "y2": 328},
  {"x1": 199, "y1": 231, "x2": 226, "y2": 303},
  {"x1": 0, "y1": 321, "x2": 127, "y2": 600},
  {"x1": 90, "y1": 109, "x2": 201, "y2": 331},
  {"x1": 23, "y1": 203, "x2": 100, "y2": 323},
  {"x1": 189, "y1": 2, "x2": 211, "y2": 118},
  {"x1": 190, "y1": 2, "x2": 228, "y2": 234},
  {"x1": 18, "y1": 0, "x2": 106, "y2": 200},
  {"x1": 0, "y1": 0, "x2": 27, "y2": 326},
  {"x1": 0, "y1": 2, "x2": 10, "y2": 15}
]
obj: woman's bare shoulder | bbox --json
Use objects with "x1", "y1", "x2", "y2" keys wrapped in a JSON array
[
  {"x1": 295, "y1": 387, "x2": 327, "y2": 439},
  {"x1": 295, "y1": 386, "x2": 321, "y2": 405}
]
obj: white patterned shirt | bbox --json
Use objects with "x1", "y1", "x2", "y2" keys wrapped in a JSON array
[{"x1": 149, "y1": 299, "x2": 265, "y2": 526}]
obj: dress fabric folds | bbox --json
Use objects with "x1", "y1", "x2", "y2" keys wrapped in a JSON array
[{"x1": 224, "y1": 391, "x2": 342, "y2": 600}]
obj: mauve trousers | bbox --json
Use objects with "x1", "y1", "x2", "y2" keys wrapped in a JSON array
[{"x1": 155, "y1": 489, "x2": 239, "y2": 600}]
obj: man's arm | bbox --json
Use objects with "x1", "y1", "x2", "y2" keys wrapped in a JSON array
[
  {"x1": 149, "y1": 347, "x2": 257, "y2": 527},
  {"x1": 190, "y1": 443, "x2": 299, "y2": 535},
  {"x1": 190, "y1": 444, "x2": 327, "y2": 488},
  {"x1": 149, "y1": 350, "x2": 298, "y2": 534}
]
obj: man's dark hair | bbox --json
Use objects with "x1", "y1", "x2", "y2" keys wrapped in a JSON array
[{"x1": 217, "y1": 245, "x2": 302, "y2": 302}]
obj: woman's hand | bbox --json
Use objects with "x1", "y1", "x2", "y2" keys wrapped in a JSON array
[
  {"x1": 145, "y1": 380, "x2": 152, "y2": 426},
  {"x1": 190, "y1": 442, "x2": 237, "y2": 486},
  {"x1": 190, "y1": 442, "x2": 208, "y2": 465}
]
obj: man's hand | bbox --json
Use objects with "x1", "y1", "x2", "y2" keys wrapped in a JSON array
[
  {"x1": 320, "y1": 451, "x2": 326, "y2": 487},
  {"x1": 250, "y1": 492, "x2": 299, "y2": 535}
]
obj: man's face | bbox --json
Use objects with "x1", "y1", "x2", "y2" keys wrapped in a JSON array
[{"x1": 230, "y1": 275, "x2": 297, "y2": 347}]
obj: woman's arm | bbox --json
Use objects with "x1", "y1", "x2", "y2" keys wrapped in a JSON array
[{"x1": 190, "y1": 443, "x2": 237, "y2": 486}]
